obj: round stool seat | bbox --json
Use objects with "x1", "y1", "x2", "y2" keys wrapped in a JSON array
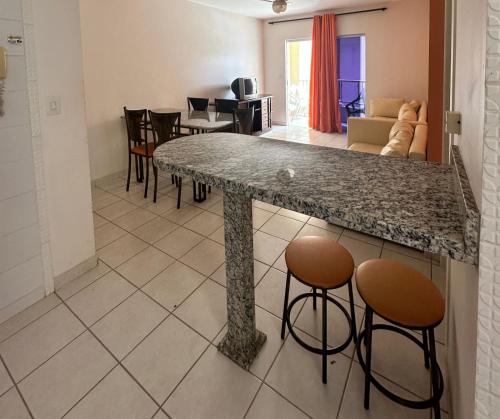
[
  {"x1": 285, "y1": 236, "x2": 354, "y2": 289},
  {"x1": 356, "y1": 259, "x2": 445, "y2": 329}
]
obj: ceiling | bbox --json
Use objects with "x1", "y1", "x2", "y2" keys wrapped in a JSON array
[{"x1": 186, "y1": 0, "x2": 399, "y2": 19}]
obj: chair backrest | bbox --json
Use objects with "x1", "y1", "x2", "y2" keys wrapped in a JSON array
[
  {"x1": 123, "y1": 107, "x2": 147, "y2": 150},
  {"x1": 148, "y1": 111, "x2": 181, "y2": 148},
  {"x1": 234, "y1": 108, "x2": 255, "y2": 135},
  {"x1": 215, "y1": 98, "x2": 239, "y2": 114},
  {"x1": 187, "y1": 97, "x2": 209, "y2": 112}
]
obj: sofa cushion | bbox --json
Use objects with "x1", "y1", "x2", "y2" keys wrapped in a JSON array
[
  {"x1": 398, "y1": 102, "x2": 419, "y2": 122},
  {"x1": 381, "y1": 121, "x2": 415, "y2": 158},
  {"x1": 369, "y1": 98, "x2": 405, "y2": 118},
  {"x1": 348, "y1": 142, "x2": 385, "y2": 155}
]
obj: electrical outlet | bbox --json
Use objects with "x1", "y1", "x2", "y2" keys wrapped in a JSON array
[
  {"x1": 445, "y1": 111, "x2": 462, "y2": 135},
  {"x1": 46, "y1": 96, "x2": 61, "y2": 116}
]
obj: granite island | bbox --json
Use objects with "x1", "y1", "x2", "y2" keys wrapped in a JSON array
[{"x1": 154, "y1": 133, "x2": 479, "y2": 368}]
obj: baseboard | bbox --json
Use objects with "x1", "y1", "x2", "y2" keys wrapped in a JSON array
[
  {"x1": 0, "y1": 286, "x2": 46, "y2": 325},
  {"x1": 273, "y1": 121, "x2": 287, "y2": 126},
  {"x1": 54, "y1": 255, "x2": 98, "y2": 290}
]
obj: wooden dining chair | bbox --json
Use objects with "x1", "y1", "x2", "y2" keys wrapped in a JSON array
[
  {"x1": 149, "y1": 110, "x2": 183, "y2": 208},
  {"x1": 123, "y1": 107, "x2": 149, "y2": 193},
  {"x1": 187, "y1": 97, "x2": 209, "y2": 112},
  {"x1": 234, "y1": 108, "x2": 255, "y2": 135}
]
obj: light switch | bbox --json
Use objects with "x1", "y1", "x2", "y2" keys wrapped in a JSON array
[
  {"x1": 445, "y1": 111, "x2": 462, "y2": 135},
  {"x1": 46, "y1": 96, "x2": 61, "y2": 116}
]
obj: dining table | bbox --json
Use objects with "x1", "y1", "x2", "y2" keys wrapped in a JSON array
[
  {"x1": 153, "y1": 132, "x2": 480, "y2": 370},
  {"x1": 150, "y1": 108, "x2": 234, "y2": 133}
]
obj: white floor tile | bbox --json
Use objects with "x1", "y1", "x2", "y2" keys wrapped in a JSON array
[
  {"x1": 116, "y1": 246, "x2": 174, "y2": 288},
  {"x1": 380, "y1": 249, "x2": 431, "y2": 277},
  {"x1": 0, "y1": 360, "x2": 12, "y2": 396},
  {"x1": 307, "y1": 217, "x2": 343, "y2": 234},
  {"x1": 65, "y1": 366, "x2": 157, "y2": 419},
  {"x1": 123, "y1": 316, "x2": 209, "y2": 404},
  {"x1": 208, "y1": 225, "x2": 225, "y2": 245},
  {"x1": 246, "y1": 384, "x2": 309, "y2": 419},
  {"x1": 266, "y1": 331, "x2": 351, "y2": 419},
  {"x1": 113, "y1": 208, "x2": 157, "y2": 232},
  {"x1": 91, "y1": 292, "x2": 167, "y2": 360},
  {"x1": 162, "y1": 204, "x2": 204, "y2": 225},
  {"x1": 0, "y1": 388, "x2": 30, "y2": 418},
  {"x1": 143, "y1": 262, "x2": 206, "y2": 311},
  {"x1": 0, "y1": 305, "x2": 84, "y2": 382},
  {"x1": 57, "y1": 261, "x2": 110, "y2": 300},
  {"x1": 154, "y1": 227, "x2": 204, "y2": 259},
  {"x1": 0, "y1": 294, "x2": 61, "y2": 343},
  {"x1": 260, "y1": 214, "x2": 304, "y2": 241},
  {"x1": 94, "y1": 222, "x2": 127, "y2": 250},
  {"x1": 66, "y1": 271, "x2": 136, "y2": 326},
  {"x1": 18, "y1": 332, "x2": 116, "y2": 419},
  {"x1": 338, "y1": 236, "x2": 382, "y2": 267},
  {"x1": 97, "y1": 234, "x2": 149, "y2": 268},
  {"x1": 184, "y1": 211, "x2": 224, "y2": 236},
  {"x1": 132, "y1": 217, "x2": 178, "y2": 245},
  {"x1": 253, "y1": 208, "x2": 274, "y2": 229},
  {"x1": 383, "y1": 241, "x2": 432, "y2": 262},
  {"x1": 255, "y1": 268, "x2": 309, "y2": 320},
  {"x1": 254, "y1": 201, "x2": 280, "y2": 213},
  {"x1": 146, "y1": 196, "x2": 179, "y2": 215},
  {"x1": 342, "y1": 229, "x2": 383, "y2": 246},
  {"x1": 338, "y1": 363, "x2": 429, "y2": 419},
  {"x1": 296, "y1": 223, "x2": 341, "y2": 241},
  {"x1": 163, "y1": 346, "x2": 260, "y2": 419},
  {"x1": 180, "y1": 239, "x2": 225, "y2": 276},
  {"x1": 175, "y1": 279, "x2": 227, "y2": 340},
  {"x1": 254, "y1": 231, "x2": 289, "y2": 266},
  {"x1": 277, "y1": 208, "x2": 310, "y2": 223},
  {"x1": 96, "y1": 200, "x2": 137, "y2": 221}
]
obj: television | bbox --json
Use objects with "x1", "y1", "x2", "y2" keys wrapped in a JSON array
[{"x1": 231, "y1": 77, "x2": 258, "y2": 100}]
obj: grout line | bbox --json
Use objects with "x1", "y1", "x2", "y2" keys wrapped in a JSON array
[{"x1": 0, "y1": 355, "x2": 34, "y2": 419}]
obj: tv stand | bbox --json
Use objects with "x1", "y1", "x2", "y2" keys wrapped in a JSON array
[{"x1": 215, "y1": 94, "x2": 273, "y2": 135}]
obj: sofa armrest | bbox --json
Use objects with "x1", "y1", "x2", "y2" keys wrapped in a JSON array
[
  {"x1": 409, "y1": 124, "x2": 428, "y2": 161},
  {"x1": 347, "y1": 117, "x2": 395, "y2": 147}
]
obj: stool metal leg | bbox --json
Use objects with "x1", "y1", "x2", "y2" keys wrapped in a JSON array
[
  {"x1": 281, "y1": 271, "x2": 291, "y2": 339},
  {"x1": 428, "y1": 328, "x2": 441, "y2": 419},
  {"x1": 322, "y1": 289, "x2": 328, "y2": 384},
  {"x1": 347, "y1": 279, "x2": 357, "y2": 344},
  {"x1": 364, "y1": 308, "x2": 374, "y2": 409},
  {"x1": 423, "y1": 329, "x2": 430, "y2": 369},
  {"x1": 313, "y1": 288, "x2": 317, "y2": 310}
]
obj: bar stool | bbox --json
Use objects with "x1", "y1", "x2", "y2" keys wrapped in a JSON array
[
  {"x1": 281, "y1": 236, "x2": 357, "y2": 384},
  {"x1": 355, "y1": 259, "x2": 445, "y2": 419}
]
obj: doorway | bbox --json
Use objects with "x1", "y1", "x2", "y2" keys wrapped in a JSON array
[{"x1": 285, "y1": 39, "x2": 312, "y2": 127}]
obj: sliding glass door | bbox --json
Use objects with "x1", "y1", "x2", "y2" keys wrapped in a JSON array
[{"x1": 286, "y1": 39, "x2": 312, "y2": 127}]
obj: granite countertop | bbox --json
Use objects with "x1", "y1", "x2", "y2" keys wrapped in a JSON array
[{"x1": 154, "y1": 133, "x2": 479, "y2": 264}]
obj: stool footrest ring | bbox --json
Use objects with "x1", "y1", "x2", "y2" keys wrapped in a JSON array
[
  {"x1": 356, "y1": 324, "x2": 444, "y2": 409},
  {"x1": 286, "y1": 292, "x2": 354, "y2": 356}
]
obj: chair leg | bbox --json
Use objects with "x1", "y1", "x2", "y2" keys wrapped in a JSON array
[
  {"x1": 144, "y1": 158, "x2": 150, "y2": 198},
  {"x1": 177, "y1": 177, "x2": 182, "y2": 209},
  {"x1": 348, "y1": 279, "x2": 358, "y2": 344},
  {"x1": 126, "y1": 154, "x2": 132, "y2": 192},
  {"x1": 313, "y1": 288, "x2": 317, "y2": 310},
  {"x1": 281, "y1": 271, "x2": 292, "y2": 339},
  {"x1": 322, "y1": 289, "x2": 328, "y2": 384},
  {"x1": 171, "y1": 174, "x2": 175, "y2": 185},
  {"x1": 364, "y1": 308, "x2": 374, "y2": 410},
  {"x1": 428, "y1": 329, "x2": 441, "y2": 419},
  {"x1": 135, "y1": 155, "x2": 140, "y2": 182},
  {"x1": 423, "y1": 329, "x2": 430, "y2": 369},
  {"x1": 139, "y1": 154, "x2": 144, "y2": 181},
  {"x1": 153, "y1": 164, "x2": 158, "y2": 203}
]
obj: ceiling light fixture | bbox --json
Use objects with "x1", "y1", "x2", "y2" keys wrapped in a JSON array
[{"x1": 272, "y1": 0, "x2": 287, "y2": 14}]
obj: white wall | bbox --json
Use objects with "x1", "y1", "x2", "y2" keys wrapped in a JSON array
[
  {"x1": 32, "y1": 0, "x2": 95, "y2": 278},
  {"x1": 0, "y1": 0, "x2": 95, "y2": 323},
  {"x1": 446, "y1": 0, "x2": 487, "y2": 418},
  {"x1": 80, "y1": 0, "x2": 265, "y2": 180},
  {"x1": 264, "y1": 0, "x2": 430, "y2": 124},
  {"x1": 0, "y1": 0, "x2": 45, "y2": 323}
]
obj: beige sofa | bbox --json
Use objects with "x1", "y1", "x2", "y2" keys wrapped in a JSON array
[{"x1": 347, "y1": 98, "x2": 428, "y2": 161}]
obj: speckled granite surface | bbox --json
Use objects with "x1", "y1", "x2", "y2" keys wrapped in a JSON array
[{"x1": 154, "y1": 133, "x2": 479, "y2": 264}]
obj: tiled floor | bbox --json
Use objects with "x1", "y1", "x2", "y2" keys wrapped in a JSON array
[
  {"x1": 0, "y1": 169, "x2": 450, "y2": 419},
  {"x1": 263, "y1": 125, "x2": 348, "y2": 149}
]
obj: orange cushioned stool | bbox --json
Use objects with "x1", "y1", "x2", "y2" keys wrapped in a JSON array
[
  {"x1": 355, "y1": 259, "x2": 445, "y2": 419},
  {"x1": 281, "y1": 236, "x2": 357, "y2": 384}
]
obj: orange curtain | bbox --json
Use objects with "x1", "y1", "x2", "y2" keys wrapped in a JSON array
[{"x1": 309, "y1": 14, "x2": 342, "y2": 133}]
